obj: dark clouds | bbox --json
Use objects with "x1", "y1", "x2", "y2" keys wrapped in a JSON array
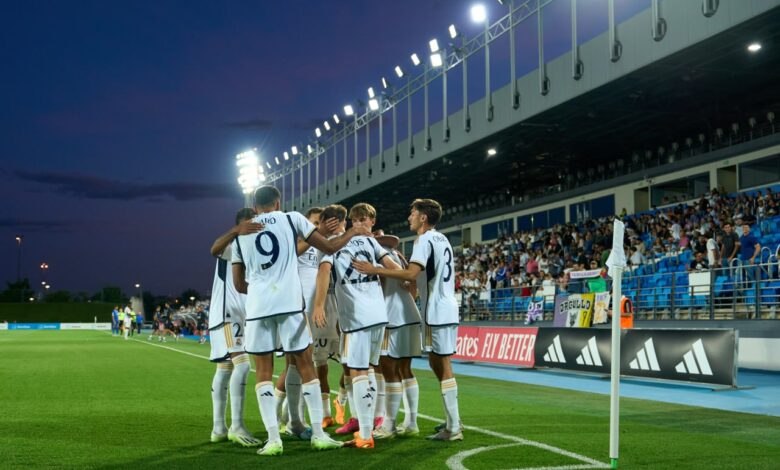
[{"x1": 15, "y1": 170, "x2": 236, "y2": 202}]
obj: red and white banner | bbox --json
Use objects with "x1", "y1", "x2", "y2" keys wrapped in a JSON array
[{"x1": 454, "y1": 326, "x2": 538, "y2": 367}]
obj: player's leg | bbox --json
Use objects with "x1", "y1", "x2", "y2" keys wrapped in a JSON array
[
  {"x1": 374, "y1": 354, "x2": 400, "y2": 438},
  {"x1": 210, "y1": 360, "x2": 233, "y2": 442},
  {"x1": 369, "y1": 365, "x2": 385, "y2": 429},
  {"x1": 426, "y1": 325, "x2": 462, "y2": 441},
  {"x1": 245, "y1": 318, "x2": 283, "y2": 456},
  {"x1": 281, "y1": 313, "x2": 341, "y2": 450},
  {"x1": 284, "y1": 354, "x2": 308, "y2": 437},
  {"x1": 313, "y1": 338, "x2": 334, "y2": 428},
  {"x1": 224, "y1": 322, "x2": 260, "y2": 447},
  {"x1": 398, "y1": 357, "x2": 420, "y2": 435},
  {"x1": 274, "y1": 360, "x2": 288, "y2": 429}
]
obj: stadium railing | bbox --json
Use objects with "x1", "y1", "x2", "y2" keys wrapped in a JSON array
[{"x1": 462, "y1": 262, "x2": 780, "y2": 323}]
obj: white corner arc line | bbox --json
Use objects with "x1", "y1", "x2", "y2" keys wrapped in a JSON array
[{"x1": 125, "y1": 334, "x2": 609, "y2": 470}]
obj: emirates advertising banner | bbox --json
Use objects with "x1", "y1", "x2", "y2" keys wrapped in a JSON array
[{"x1": 454, "y1": 326, "x2": 537, "y2": 367}]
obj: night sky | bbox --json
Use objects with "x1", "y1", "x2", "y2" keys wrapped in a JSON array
[{"x1": 0, "y1": 0, "x2": 648, "y2": 297}]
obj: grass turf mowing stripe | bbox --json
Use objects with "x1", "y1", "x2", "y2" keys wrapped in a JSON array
[{"x1": 128, "y1": 334, "x2": 610, "y2": 469}]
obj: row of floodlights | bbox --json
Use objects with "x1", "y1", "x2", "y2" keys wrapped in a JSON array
[{"x1": 311, "y1": 4, "x2": 492, "y2": 141}]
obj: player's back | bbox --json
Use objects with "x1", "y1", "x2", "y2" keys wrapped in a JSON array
[
  {"x1": 298, "y1": 245, "x2": 319, "y2": 311},
  {"x1": 326, "y1": 235, "x2": 388, "y2": 332},
  {"x1": 383, "y1": 250, "x2": 421, "y2": 328},
  {"x1": 411, "y1": 229, "x2": 459, "y2": 326},
  {"x1": 233, "y1": 210, "x2": 316, "y2": 320}
]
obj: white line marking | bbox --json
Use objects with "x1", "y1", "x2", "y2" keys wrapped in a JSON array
[{"x1": 126, "y1": 334, "x2": 610, "y2": 469}]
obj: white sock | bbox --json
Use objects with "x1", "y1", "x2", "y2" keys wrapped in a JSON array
[
  {"x1": 321, "y1": 393, "x2": 331, "y2": 418},
  {"x1": 402, "y1": 378, "x2": 419, "y2": 428},
  {"x1": 351, "y1": 375, "x2": 373, "y2": 440},
  {"x1": 374, "y1": 373, "x2": 386, "y2": 420},
  {"x1": 211, "y1": 363, "x2": 233, "y2": 433},
  {"x1": 384, "y1": 382, "x2": 403, "y2": 430},
  {"x1": 274, "y1": 389, "x2": 287, "y2": 424},
  {"x1": 441, "y1": 378, "x2": 461, "y2": 433},
  {"x1": 345, "y1": 376, "x2": 354, "y2": 419},
  {"x1": 285, "y1": 365, "x2": 303, "y2": 428},
  {"x1": 302, "y1": 380, "x2": 324, "y2": 438},
  {"x1": 229, "y1": 354, "x2": 250, "y2": 431},
  {"x1": 255, "y1": 381, "x2": 281, "y2": 442}
]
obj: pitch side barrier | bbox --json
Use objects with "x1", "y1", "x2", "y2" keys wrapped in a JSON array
[
  {"x1": 454, "y1": 326, "x2": 739, "y2": 388},
  {"x1": 0, "y1": 322, "x2": 111, "y2": 331}
]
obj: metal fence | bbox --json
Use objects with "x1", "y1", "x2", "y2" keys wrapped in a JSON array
[{"x1": 460, "y1": 262, "x2": 780, "y2": 323}]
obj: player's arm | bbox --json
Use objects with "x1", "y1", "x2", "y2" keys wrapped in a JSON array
[
  {"x1": 306, "y1": 224, "x2": 371, "y2": 254},
  {"x1": 312, "y1": 262, "x2": 332, "y2": 328},
  {"x1": 210, "y1": 219, "x2": 264, "y2": 257},
  {"x1": 232, "y1": 264, "x2": 248, "y2": 294},
  {"x1": 295, "y1": 218, "x2": 343, "y2": 255},
  {"x1": 353, "y1": 260, "x2": 421, "y2": 282}
]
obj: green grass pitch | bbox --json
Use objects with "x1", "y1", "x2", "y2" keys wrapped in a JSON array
[{"x1": 0, "y1": 331, "x2": 778, "y2": 469}]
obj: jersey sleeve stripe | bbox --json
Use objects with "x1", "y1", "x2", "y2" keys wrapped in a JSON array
[{"x1": 409, "y1": 260, "x2": 425, "y2": 269}]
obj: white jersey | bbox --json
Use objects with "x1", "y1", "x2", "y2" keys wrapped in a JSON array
[
  {"x1": 232, "y1": 211, "x2": 316, "y2": 320},
  {"x1": 409, "y1": 229, "x2": 459, "y2": 326},
  {"x1": 383, "y1": 250, "x2": 422, "y2": 328},
  {"x1": 321, "y1": 236, "x2": 389, "y2": 333},
  {"x1": 208, "y1": 245, "x2": 246, "y2": 329},
  {"x1": 298, "y1": 245, "x2": 319, "y2": 313}
]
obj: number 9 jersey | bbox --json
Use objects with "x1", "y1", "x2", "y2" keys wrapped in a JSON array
[
  {"x1": 232, "y1": 211, "x2": 317, "y2": 320},
  {"x1": 409, "y1": 229, "x2": 459, "y2": 326}
]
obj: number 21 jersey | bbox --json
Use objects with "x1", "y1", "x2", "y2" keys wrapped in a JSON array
[
  {"x1": 409, "y1": 229, "x2": 459, "y2": 326},
  {"x1": 232, "y1": 211, "x2": 316, "y2": 320}
]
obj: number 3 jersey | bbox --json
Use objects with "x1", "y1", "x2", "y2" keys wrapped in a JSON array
[
  {"x1": 232, "y1": 211, "x2": 317, "y2": 320},
  {"x1": 208, "y1": 244, "x2": 246, "y2": 329},
  {"x1": 320, "y1": 236, "x2": 389, "y2": 333},
  {"x1": 409, "y1": 229, "x2": 459, "y2": 326}
]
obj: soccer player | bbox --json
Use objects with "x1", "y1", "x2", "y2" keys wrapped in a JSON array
[
  {"x1": 122, "y1": 305, "x2": 133, "y2": 340},
  {"x1": 352, "y1": 198, "x2": 463, "y2": 441},
  {"x1": 371, "y1": 230, "x2": 422, "y2": 438},
  {"x1": 232, "y1": 185, "x2": 369, "y2": 456},
  {"x1": 309, "y1": 205, "x2": 349, "y2": 428},
  {"x1": 111, "y1": 306, "x2": 120, "y2": 336},
  {"x1": 207, "y1": 207, "x2": 263, "y2": 447},
  {"x1": 313, "y1": 203, "x2": 402, "y2": 449}
]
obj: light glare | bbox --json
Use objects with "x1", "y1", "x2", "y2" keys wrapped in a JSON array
[
  {"x1": 429, "y1": 39, "x2": 440, "y2": 53},
  {"x1": 449, "y1": 24, "x2": 458, "y2": 39},
  {"x1": 411, "y1": 53, "x2": 421, "y2": 66},
  {"x1": 381, "y1": 77, "x2": 388, "y2": 89},
  {"x1": 323, "y1": 121, "x2": 331, "y2": 131},
  {"x1": 368, "y1": 98, "x2": 379, "y2": 111},
  {"x1": 394, "y1": 66, "x2": 404, "y2": 78},
  {"x1": 368, "y1": 87, "x2": 375, "y2": 99},
  {"x1": 471, "y1": 4, "x2": 487, "y2": 23},
  {"x1": 291, "y1": 146, "x2": 298, "y2": 155},
  {"x1": 333, "y1": 114, "x2": 340, "y2": 124},
  {"x1": 283, "y1": 152, "x2": 289, "y2": 160},
  {"x1": 487, "y1": 148, "x2": 497, "y2": 156},
  {"x1": 430, "y1": 53, "x2": 443, "y2": 68},
  {"x1": 344, "y1": 104, "x2": 354, "y2": 116},
  {"x1": 747, "y1": 42, "x2": 762, "y2": 52}
]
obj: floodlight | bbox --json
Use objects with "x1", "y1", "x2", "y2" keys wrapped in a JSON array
[
  {"x1": 368, "y1": 87, "x2": 375, "y2": 99},
  {"x1": 747, "y1": 42, "x2": 762, "y2": 52},
  {"x1": 411, "y1": 53, "x2": 421, "y2": 66},
  {"x1": 368, "y1": 98, "x2": 379, "y2": 111},
  {"x1": 471, "y1": 4, "x2": 487, "y2": 23},
  {"x1": 344, "y1": 104, "x2": 354, "y2": 116},
  {"x1": 266, "y1": 162, "x2": 272, "y2": 169},
  {"x1": 283, "y1": 151, "x2": 290, "y2": 160},
  {"x1": 449, "y1": 24, "x2": 458, "y2": 39},
  {"x1": 333, "y1": 114, "x2": 340, "y2": 124},
  {"x1": 323, "y1": 121, "x2": 331, "y2": 131},
  {"x1": 307, "y1": 144, "x2": 313, "y2": 154},
  {"x1": 291, "y1": 146, "x2": 298, "y2": 155},
  {"x1": 381, "y1": 77, "x2": 388, "y2": 89},
  {"x1": 274, "y1": 156, "x2": 280, "y2": 165},
  {"x1": 430, "y1": 53, "x2": 443, "y2": 67},
  {"x1": 487, "y1": 148, "x2": 497, "y2": 156},
  {"x1": 429, "y1": 39, "x2": 440, "y2": 53},
  {"x1": 395, "y1": 66, "x2": 404, "y2": 78},
  {"x1": 315, "y1": 127, "x2": 322, "y2": 137}
]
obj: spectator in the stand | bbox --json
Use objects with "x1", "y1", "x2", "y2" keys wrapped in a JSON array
[
  {"x1": 739, "y1": 223, "x2": 761, "y2": 266},
  {"x1": 463, "y1": 271, "x2": 482, "y2": 313},
  {"x1": 526, "y1": 255, "x2": 539, "y2": 276},
  {"x1": 706, "y1": 232, "x2": 720, "y2": 268},
  {"x1": 628, "y1": 246, "x2": 644, "y2": 267},
  {"x1": 719, "y1": 222, "x2": 740, "y2": 266},
  {"x1": 688, "y1": 251, "x2": 710, "y2": 272},
  {"x1": 495, "y1": 261, "x2": 508, "y2": 289}
]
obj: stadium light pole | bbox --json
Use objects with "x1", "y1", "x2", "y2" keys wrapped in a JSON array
[
  {"x1": 471, "y1": 4, "x2": 493, "y2": 121},
  {"x1": 15, "y1": 235, "x2": 22, "y2": 282}
]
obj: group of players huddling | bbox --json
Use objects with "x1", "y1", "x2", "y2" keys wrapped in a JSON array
[{"x1": 206, "y1": 185, "x2": 462, "y2": 456}]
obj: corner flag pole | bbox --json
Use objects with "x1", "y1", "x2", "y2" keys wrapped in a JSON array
[{"x1": 607, "y1": 219, "x2": 626, "y2": 469}]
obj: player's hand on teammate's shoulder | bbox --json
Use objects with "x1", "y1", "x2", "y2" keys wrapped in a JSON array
[
  {"x1": 237, "y1": 219, "x2": 264, "y2": 235},
  {"x1": 351, "y1": 259, "x2": 377, "y2": 275},
  {"x1": 349, "y1": 224, "x2": 372, "y2": 237}
]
